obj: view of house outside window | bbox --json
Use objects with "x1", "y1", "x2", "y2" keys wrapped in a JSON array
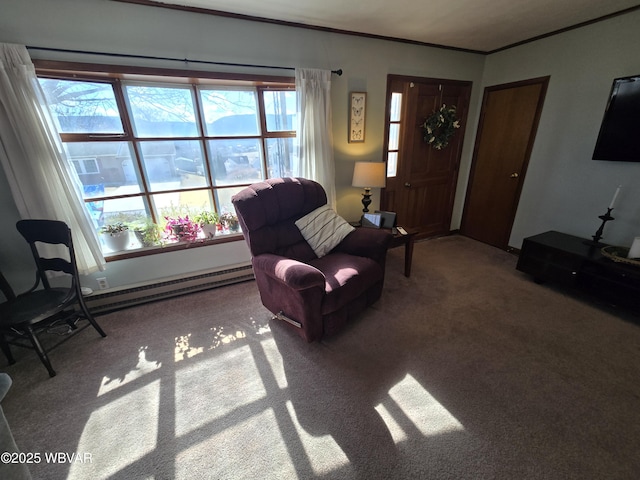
[{"x1": 37, "y1": 72, "x2": 296, "y2": 257}]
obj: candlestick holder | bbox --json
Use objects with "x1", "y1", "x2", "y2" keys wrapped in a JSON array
[{"x1": 584, "y1": 208, "x2": 614, "y2": 247}]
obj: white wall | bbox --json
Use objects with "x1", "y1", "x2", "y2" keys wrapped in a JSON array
[
  {"x1": 0, "y1": 0, "x2": 484, "y2": 291},
  {"x1": 482, "y1": 11, "x2": 640, "y2": 248}
]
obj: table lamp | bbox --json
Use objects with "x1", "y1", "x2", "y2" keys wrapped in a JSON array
[{"x1": 352, "y1": 161, "x2": 386, "y2": 214}]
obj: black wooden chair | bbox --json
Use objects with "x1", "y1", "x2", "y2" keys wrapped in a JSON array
[{"x1": 0, "y1": 219, "x2": 107, "y2": 377}]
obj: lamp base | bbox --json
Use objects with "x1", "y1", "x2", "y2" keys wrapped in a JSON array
[{"x1": 361, "y1": 188, "x2": 372, "y2": 213}]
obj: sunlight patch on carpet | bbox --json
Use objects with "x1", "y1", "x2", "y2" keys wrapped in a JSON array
[
  {"x1": 285, "y1": 400, "x2": 351, "y2": 475},
  {"x1": 98, "y1": 347, "x2": 161, "y2": 396},
  {"x1": 69, "y1": 380, "x2": 160, "y2": 480},
  {"x1": 375, "y1": 403, "x2": 408, "y2": 443},
  {"x1": 175, "y1": 345, "x2": 267, "y2": 436},
  {"x1": 175, "y1": 334, "x2": 205, "y2": 361},
  {"x1": 175, "y1": 328, "x2": 248, "y2": 362},
  {"x1": 176, "y1": 408, "x2": 296, "y2": 479},
  {"x1": 376, "y1": 374, "x2": 464, "y2": 443},
  {"x1": 252, "y1": 317, "x2": 271, "y2": 335}
]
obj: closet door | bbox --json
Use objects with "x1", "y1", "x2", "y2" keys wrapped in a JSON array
[{"x1": 461, "y1": 77, "x2": 549, "y2": 249}]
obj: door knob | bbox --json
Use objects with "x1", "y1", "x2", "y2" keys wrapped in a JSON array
[
  {"x1": 510, "y1": 173, "x2": 519, "y2": 178},
  {"x1": 404, "y1": 182, "x2": 411, "y2": 187}
]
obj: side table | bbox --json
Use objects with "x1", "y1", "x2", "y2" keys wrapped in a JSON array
[{"x1": 388, "y1": 227, "x2": 418, "y2": 277}]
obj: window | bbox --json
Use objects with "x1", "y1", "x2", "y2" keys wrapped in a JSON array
[
  {"x1": 386, "y1": 92, "x2": 402, "y2": 177},
  {"x1": 37, "y1": 66, "x2": 296, "y2": 258}
]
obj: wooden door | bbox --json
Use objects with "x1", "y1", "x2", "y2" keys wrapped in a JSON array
[
  {"x1": 381, "y1": 75, "x2": 471, "y2": 239},
  {"x1": 461, "y1": 77, "x2": 549, "y2": 249}
]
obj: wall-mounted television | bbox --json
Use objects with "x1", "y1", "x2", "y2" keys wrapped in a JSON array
[{"x1": 592, "y1": 74, "x2": 640, "y2": 162}]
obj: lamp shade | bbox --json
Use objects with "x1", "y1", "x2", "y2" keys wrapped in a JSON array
[{"x1": 352, "y1": 162, "x2": 386, "y2": 188}]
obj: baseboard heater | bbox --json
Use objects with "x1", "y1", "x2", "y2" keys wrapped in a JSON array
[{"x1": 84, "y1": 263, "x2": 254, "y2": 315}]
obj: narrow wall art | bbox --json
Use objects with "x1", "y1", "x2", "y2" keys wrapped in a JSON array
[{"x1": 349, "y1": 92, "x2": 366, "y2": 143}]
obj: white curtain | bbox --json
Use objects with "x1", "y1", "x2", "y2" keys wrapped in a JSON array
[
  {"x1": 0, "y1": 43, "x2": 105, "y2": 274},
  {"x1": 295, "y1": 68, "x2": 336, "y2": 207}
]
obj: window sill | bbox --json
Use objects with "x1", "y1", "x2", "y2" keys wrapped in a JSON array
[{"x1": 104, "y1": 232, "x2": 244, "y2": 262}]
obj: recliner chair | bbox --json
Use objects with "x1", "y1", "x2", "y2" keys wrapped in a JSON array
[{"x1": 232, "y1": 177, "x2": 391, "y2": 342}]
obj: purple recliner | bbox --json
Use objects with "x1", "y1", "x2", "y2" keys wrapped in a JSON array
[{"x1": 232, "y1": 177, "x2": 392, "y2": 342}]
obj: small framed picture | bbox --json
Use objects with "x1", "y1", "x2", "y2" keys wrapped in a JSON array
[
  {"x1": 349, "y1": 92, "x2": 366, "y2": 143},
  {"x1": 361, "y1": 212, "x2": 382, "y2": 228}
]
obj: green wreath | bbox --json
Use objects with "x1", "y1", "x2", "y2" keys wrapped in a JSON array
[{"x1": 421, "y1": 104, "x2": 460, "y2": 150}]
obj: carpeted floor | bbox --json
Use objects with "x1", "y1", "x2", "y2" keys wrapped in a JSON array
[{"x1": 2, "y1": 235, "x2": 640, "y2": 479}]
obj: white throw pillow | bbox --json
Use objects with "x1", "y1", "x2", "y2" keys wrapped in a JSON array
[{"x1": 295, "y1": 205, "x2": 355, "y2": 258}]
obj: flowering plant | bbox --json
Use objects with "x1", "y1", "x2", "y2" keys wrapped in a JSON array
[
  {"x1": 220, "y1": 212, "x2": 240, "y2": 232},
  {"x1": 164, "y1": 215, "x2": 200, "y2": 242},
  {"x1": 421, "y1": 104, "x2": 460, "y2": 150}
]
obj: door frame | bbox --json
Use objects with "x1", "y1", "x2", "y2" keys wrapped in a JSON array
[{"x1": 461, "y1": 76, "x2": 549, "y2": 249}]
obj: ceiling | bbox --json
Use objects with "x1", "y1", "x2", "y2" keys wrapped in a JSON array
[{"x1": 129, "y1": 0, "x2": 640, "y2": 52}]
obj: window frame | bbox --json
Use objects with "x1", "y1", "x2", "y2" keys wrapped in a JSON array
[{"x1": 35, "y1": 60, "x2": 296, "y2": 262}]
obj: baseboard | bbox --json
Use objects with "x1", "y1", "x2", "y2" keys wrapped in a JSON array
[{"x1": 85, "y1": 262, "x2": 254, "y2": 314}]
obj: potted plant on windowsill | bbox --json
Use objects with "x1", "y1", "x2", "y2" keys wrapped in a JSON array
[
  {"x1": 194, "y1": 210, "x2": 220, "y2": 239},
  {"x1": 100, "y1": 222, "x2": 131, "y2": 252},
  {"x1": 132, "y1": 221, "x2": 161, "y2": 248},
  {"x1": 220, "y1": 212, "x2": 240, "y2": 233},
  {"x1": 164, "y1": 216, "x2": 199, "y2": 242}
]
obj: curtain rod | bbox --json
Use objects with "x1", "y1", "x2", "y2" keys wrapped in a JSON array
[{"x1": 26, "y1": 46, "x2": 343, "y2": 76}]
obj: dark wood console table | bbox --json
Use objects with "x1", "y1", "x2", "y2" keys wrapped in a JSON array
[{"x1": 516, "y1": 230, "x2": 640, "y2": 311}]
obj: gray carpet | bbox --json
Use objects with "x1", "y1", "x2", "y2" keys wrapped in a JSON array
[{"x1": 2, "y1": 235, "x2": 640, "y2": 479}]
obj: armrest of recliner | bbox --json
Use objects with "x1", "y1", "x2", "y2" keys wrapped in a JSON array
[
  {"x1": 252, "y1": 254, "x2": 325, "y2": 290},
  {"x1": 334, "y1": 227, "x2": 392, "y2": 264},
  {"x1": 251, "y1": 253, "x2": 326, "y2": 342}
]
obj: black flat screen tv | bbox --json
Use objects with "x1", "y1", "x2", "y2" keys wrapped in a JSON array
[{"x1": 592, "y1": 74, "x2": 640, "y2": 162}]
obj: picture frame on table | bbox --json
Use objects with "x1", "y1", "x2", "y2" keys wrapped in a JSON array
[
  {"x1": 375, "y1": 210, "x2": 397, "y2": 228},
  {"x1": 349, "y1": 92, "x2": 366, "y2": 143},
  {"x1": 361, "y1": 212, "x2": 382, "y2": 228}
]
